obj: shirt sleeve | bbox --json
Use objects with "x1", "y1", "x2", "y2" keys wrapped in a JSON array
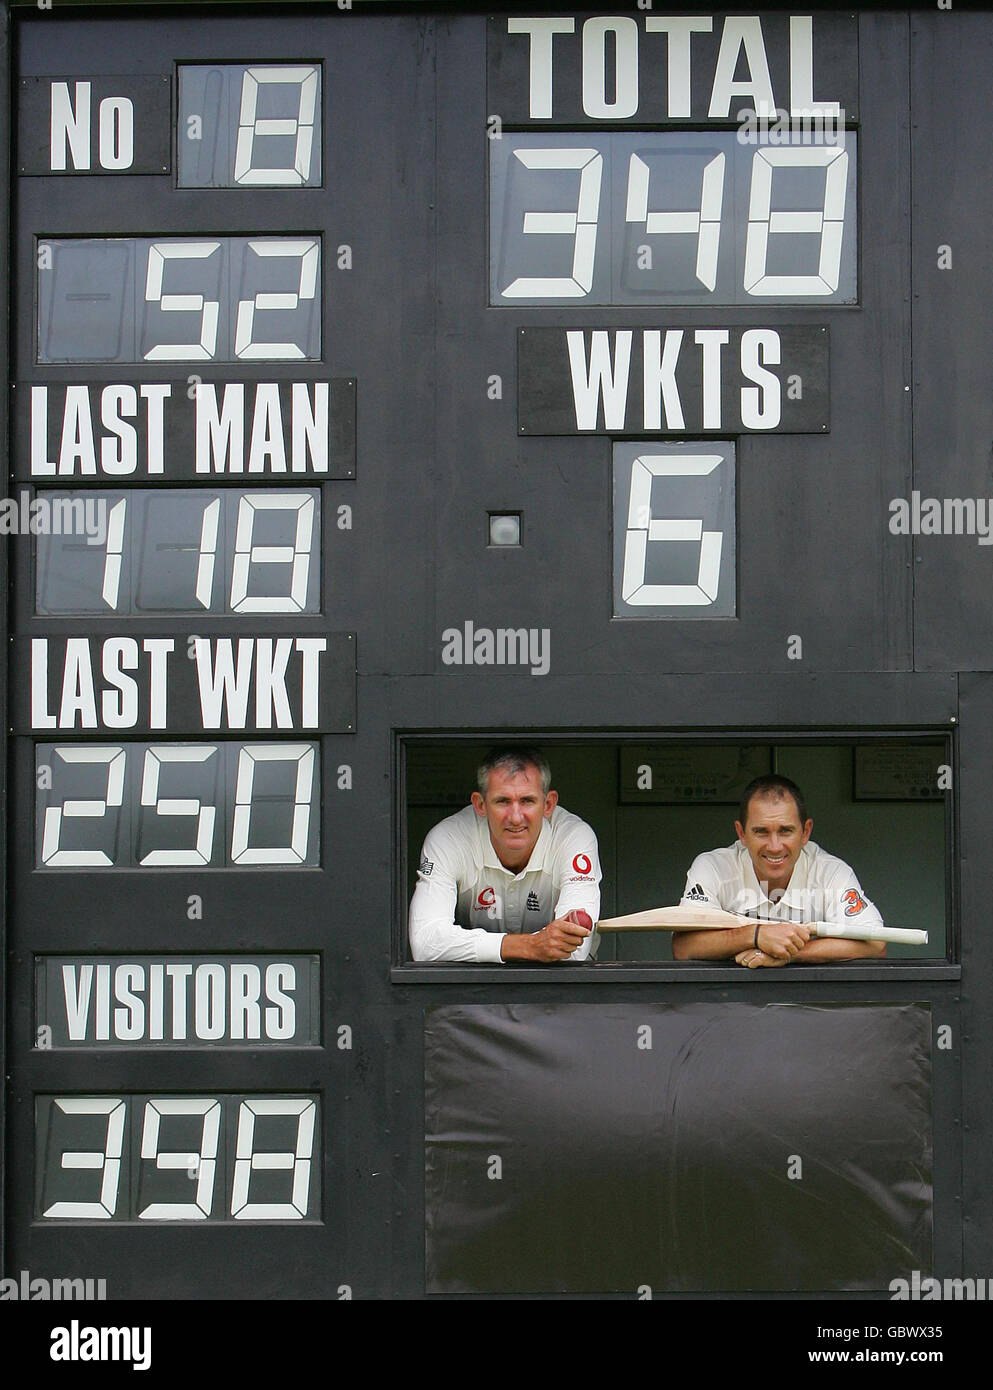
[
  {"x1": 551, "y1": 821, "x2": 602, "y2": 962},
  {"x1": 679, "y1": 853, "x2": 726, "y2": 910},
  {"x1": 407, "y1": 827, "x2": 506, "y2": 964},
  {"x1": 819, "y1": 859, "x2": 885, "y2": 933}
]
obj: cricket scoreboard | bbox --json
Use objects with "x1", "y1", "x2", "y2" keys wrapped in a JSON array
[{"x1": 0, "y1": 0, "x2": 988, "y2": 1316}]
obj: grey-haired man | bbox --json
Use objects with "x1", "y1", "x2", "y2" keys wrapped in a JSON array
[{"x1": 408, "y1": 746, "x2": 600, "y2": 963}]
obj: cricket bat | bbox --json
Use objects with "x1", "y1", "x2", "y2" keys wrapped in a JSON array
[{"x1": 595, "y1": 904, "x2": 928, "y2": 946}]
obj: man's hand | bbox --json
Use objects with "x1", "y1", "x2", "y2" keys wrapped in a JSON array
[
  {"x1": 736, "y1": 935, "x2": 887, "y2": 966},
  {"x1": 673, "y1": 917, "x2": 811, "y2": 962},
  {"x1": 501, "y1": 910, "x2": 591, "y2": 962},
  {"x1": 735, "y1": 948, "x2": 789, "y2": 968},
  {"x1": 752, "y1": 920, "x2": 811, "y2": 960},
  {"x1": 733, "y1": 922, "x2": 810, "y2": 967}
]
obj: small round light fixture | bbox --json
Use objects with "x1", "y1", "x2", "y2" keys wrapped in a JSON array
[{"x1": 488, "y1": 512, "x2": 522, "y2": 547}]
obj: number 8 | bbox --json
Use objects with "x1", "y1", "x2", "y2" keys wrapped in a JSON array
[
  {"x1": 744, "y1": 146, "x2": 849, "y2": 297},
  {"x1": 234, "y1": 66, "x2": 319, "y2": 186}
]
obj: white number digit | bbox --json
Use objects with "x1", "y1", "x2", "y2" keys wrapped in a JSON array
[
  {"x1": 234, "y1": 66, "x2": 319, "y2": 186},
  {"x1": 625, "y1": 151, "x2": 724, "y2": 292},
  {"x1": 143, "y1": 242, "x2": 221, "y2": 360},
  {"x1": 744, "y1": 146, "x2": 849, "y2": 296},
  {"x1": 621, "y1": 453, "x2": 724, "y2": 606},
  {"x1": 43, "y1": 1098, "x2": 126, "y2": 1219},
  {"x1": 501, "y1": 148, "x2": 603, "y2": 298},
  {"x1": 100, "y1": 497, "x2": 127, "y2": 609},
  {"x1": 234, "y1": 239, "x2": 319, "y2": 360},
  {"x1": 230, "y1": 744, "x2": 315, "y2": 865},
  {"x1": 41, "y1": 746, "x2": 126, "y2": 866},
  {"x1": 138, "y1": 745, "x2": 218, "y2": 866},
  {"x1": 231, "y1": 1098, "x2": 316, "y2": 1219},
  {"x1": 138, "y1": 1098, "x2": 221, "y2": 1220},
  {"x1": 230, "y1": 493, "x2": 314, "y2": 613}
]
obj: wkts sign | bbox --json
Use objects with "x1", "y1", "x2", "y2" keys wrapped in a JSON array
[{"x1": 518, "y1": 326, "x2": 828, "y2": 435}]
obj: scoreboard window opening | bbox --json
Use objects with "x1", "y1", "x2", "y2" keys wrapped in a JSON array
[
  {"x1": 38, "y1": 236, "x2": 322, "y2": 364},
  {"x1": 35, "y1": 741, "x2": 320, "y2": 869},
  {"x1": 35, "y1": 488, "x2": 321, "y2": 616},
  {"x1": 400, "y1": 736, "x2": 950, "y2": 964},
  {"x1": 490, "y1": 130, "x2": 856, "y2": 306}
]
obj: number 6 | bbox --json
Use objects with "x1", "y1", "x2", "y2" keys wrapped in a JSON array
[{"x1": 621, "y1": 453, "x2": 725, "y2": 606}]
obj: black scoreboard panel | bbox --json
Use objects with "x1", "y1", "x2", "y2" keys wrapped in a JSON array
[
  {"x1": 424, "y1": 1003, "x2": 932, "y2": 1294},
  {"x1": 2, "y1": 1, "x2": 992, "y2": 1318}
]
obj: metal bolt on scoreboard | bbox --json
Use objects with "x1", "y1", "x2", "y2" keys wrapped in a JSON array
[{"x1": 0, "y1": 0, "x2": 988, "y2": 1311}]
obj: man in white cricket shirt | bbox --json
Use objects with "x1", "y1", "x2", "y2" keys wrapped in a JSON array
[
  {"x1": 674, "y1": 774, "x2": 886, "y2": 967},
  {"x1": 408, "y1": 746, "x2": 600, "y2": 963}
]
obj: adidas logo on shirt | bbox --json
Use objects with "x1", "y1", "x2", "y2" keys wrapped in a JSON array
[
  {"x1": 685, "y1": 883, "x2": 709, "y2": 902},
  {"x1": 526, "y1": 891, "x2": 541, "y2": 912}
]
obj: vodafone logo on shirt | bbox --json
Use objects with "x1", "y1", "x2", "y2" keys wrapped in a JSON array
[
  {"x1": 572, "y1": 854, "x2": 592, "y2": 875},
  {"x1": 477, "y1": 886, "x2": 496, "y2": 908}
]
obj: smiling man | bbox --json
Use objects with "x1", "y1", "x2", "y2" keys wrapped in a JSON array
[
  {"x1": 673, "y1": 774, "x2": 886, "y2": 967},
  {"x1": 408, "y1": 747, "x2": 600, "y2": 963}
]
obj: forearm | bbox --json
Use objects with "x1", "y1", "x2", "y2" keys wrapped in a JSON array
[
  {"x1": 793, "y1": 937, "x2": 886, "y2": 962},
  {"x1": 409, "y1": 918, "x2": 506, "y2": 963},
  {"x1": 409, "y1": 878, "x2": 505, "y2": 962},
  {"x1": 502, "y1": 913, "x2": 592, "y2": 962},
  {"x1": 672, "y1": 925, "x2": 755, "y2": 960},
  {"x1": 500, "y1": 932, "x2": 538, "y2": 961}
]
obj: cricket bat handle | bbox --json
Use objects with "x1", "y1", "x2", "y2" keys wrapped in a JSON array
[{"x1": 808, "y1": 922, "x2": 928, "y2": 946}]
